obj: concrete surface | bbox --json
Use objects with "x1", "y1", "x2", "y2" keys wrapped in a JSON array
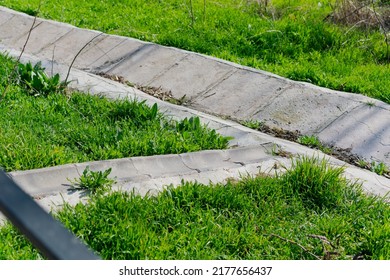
[{"x1": 0, "y1": 6, "x2": 389, "y2": 222}]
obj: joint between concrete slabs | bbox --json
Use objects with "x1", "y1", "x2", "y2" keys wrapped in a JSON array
[
  {"x1": 250, "y1": 84, "x2": 294, "y2": 117},
  {"x1": 195, "y1": 68, "x2": 239, "y2": 100},
  {"x1": 315, "y1": 103, "x2": 364, "y2": 135},
  {"x1": 145, "y1": 52, "x2": 191, "y2": 86}
]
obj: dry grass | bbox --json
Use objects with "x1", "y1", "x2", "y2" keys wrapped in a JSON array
[{"x1": 329, "y1": 0, "x2": 389, "y2": 31}]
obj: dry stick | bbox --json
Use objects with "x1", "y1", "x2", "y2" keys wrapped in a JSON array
[
  {"x1": 0, "y1": 3, "x2": 41, "y2": 101},
  {"x1": 64, "y1": 32, "x2": 104, "y2": 85},
  {"x1": 269, "y1": 234, "x2": 321, "y2": 260}
]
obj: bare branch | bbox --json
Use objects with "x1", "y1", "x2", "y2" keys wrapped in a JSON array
[{"x1": 64, "y1": 32, "x2": 104, "y2": 84}]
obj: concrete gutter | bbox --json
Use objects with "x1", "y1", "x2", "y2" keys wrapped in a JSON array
[{"x1": 0, "y1": 7, "x2": 389, "y2": 222}]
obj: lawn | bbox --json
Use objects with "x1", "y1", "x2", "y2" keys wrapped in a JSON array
[
  {"x1": 0, "y1": 0, "x2": 389, "y2": 103},
  {"x1": 0, "y1": 54, "x2": 230, "y2": 171},
  {"x1": 1, "y1": 157, "x2": 389, "y2": 260}
]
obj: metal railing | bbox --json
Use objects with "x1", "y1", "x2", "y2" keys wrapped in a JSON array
[{"x1": 0, "y1": 170, "x2": 100, "y2": 260}]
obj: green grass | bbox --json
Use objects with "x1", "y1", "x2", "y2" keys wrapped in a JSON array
[
  {"x1": 0, "y1": 0, "x2": 389, "y2": 103},
  {"x1": 298, "y1": 135, "x2": 332, "y2": 154},
  {"x1": 1, "y1": 157, "x2": 389, "y2": 260},
  {"x1": 0, "y1": 54, "x2": 230, "y2": 172}
]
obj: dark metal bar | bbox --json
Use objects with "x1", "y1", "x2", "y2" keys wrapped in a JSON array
[{"x1": 0, "y1": 170, "x2": 100, "y2": 260}]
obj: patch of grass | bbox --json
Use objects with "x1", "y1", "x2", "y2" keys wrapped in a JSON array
[
  {"x1": 298, "y1": 135, "x2": 333, "y2": 154},
  {"x1": 1, "y1": 0, "x2": 389, "y2": 103},
  {"x1": 241, "y1": 119, "x2": 264, "y2": 130},
  {"x1": 1, "y1": 157, "x2": 389, "y2": 260},
  {"x1": 358, "y1": 159, "x2": 389, "y2": 176},
  {"x1": 0, "y1": 55, "x2": 230, "y2": 172}
]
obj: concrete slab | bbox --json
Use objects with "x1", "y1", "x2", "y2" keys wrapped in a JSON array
[
  {"x1": 131, "y1": 154, "x2": 192, "y2": 178},
  {"x1": 252, "y1": 85, "x2": 363, "y2": 135},
  {"x1": 318, "y1": 104, "x2": 390, "y2": 163},
  {"x1": 9, "y1": 164, "x2": 79, "y2": 196},
  {"x1": 192, "y1": 69, "x2": 289, "y2": 119},
  {"x1": 0, "y1": 8, "x2": 14, "y2": 25},
  {"x1": 107, "y1": 44, "x2": 186, "y2": 85},
  {"x1": 73, "y1": 35, "x2": 145, "y2": 71},
  {"x1": 11, "y1": 20, "x2": 72, "y2": 56},
  {"x1": 0, "y1": 12, "x2": 42, "y2": 49},
  {"x1": 149, "y1": 53, "x2": 235, "y2": 100},
  {"x1": 38, "y1": 27, "x2": 103, "y2": 66},
  {"x1": 224, "y1": 146, "x2": 271, "y2": 164},
  {"x1": 179, "y1": 150, "x2": 239, "y2": 172}
]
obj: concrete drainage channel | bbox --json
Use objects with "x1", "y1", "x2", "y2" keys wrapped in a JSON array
[{"x1": 0, "y1": 7, "x2": 390, "y2": 223}]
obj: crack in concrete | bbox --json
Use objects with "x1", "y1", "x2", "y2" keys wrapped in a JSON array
[{"x1": 178, "y1": 155, "x2": 201, "y2": 173}]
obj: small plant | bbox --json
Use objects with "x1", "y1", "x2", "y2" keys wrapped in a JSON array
[
  {"x1": 241, "y1": 119, "x2": 264, "y2": 130},
  {"x1": 370, "y1": 161, "x2": 389, "y2": 176},
  {"x1": 298, "y1": 135, "x2": 332, "y2": 154},
  {"x1": 69, "y1": 167, "x2": 115, "y2": 194},
  {"x1": 16, "y1": 61, "x2": 68, "y2": 96},
  {"x1": 357, "y1": 159, "x2": 389, "y2": 176}
]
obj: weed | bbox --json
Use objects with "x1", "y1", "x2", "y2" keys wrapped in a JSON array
[
  {"x1": 298, "y1": 135, "x2": 333, "y2": 154},
  {"x1": 241, "y1": 119, "x2": 264, "y2": 130},
  {"x1": 69, "y1": 167, "x2": 115, "y2": 194},
  {"x1": 370, "y1": 161, "x2": 389, "y2": 176},
  {"x1": 16, "y1": 61, "x2": 68, "y2": 96},
  {"x1": 357, "y1": 159, "x2": 389, "y2": 176}
]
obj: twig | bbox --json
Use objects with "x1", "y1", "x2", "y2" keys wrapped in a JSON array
[
  {"x1": 64, "y1": 32, "x2": 104, "y2": 85},
  {"x1": 1, "y1": 1, "x2": 42, "y2": 101},
  {"x1": 269, "y1": 233, "x2": 321, "y2": 260}
]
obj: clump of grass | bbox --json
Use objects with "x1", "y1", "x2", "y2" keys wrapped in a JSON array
[
  {"x1": 358, "y1": 160, "x2": 389, "y2": 176},
  {"x1": 298, "y1": 135, "x2": 332, "y2": 154},
  {"x1": 1, "y1": 157, "x2": 388, "y2": 260},
  {"x1": 241, "y1": 119, "x2": 264, "y2": 130},
  {"x1": 280, "y1": 156, "x2": 348, "y2": 211}
]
